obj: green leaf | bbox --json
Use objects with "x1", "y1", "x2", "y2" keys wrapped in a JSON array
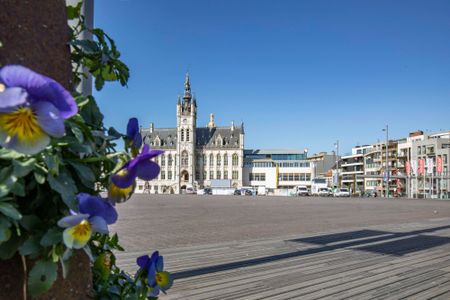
[
  {"x1": 0, "y1": 231, "x2": 26, "y2": 259},
  {"x1": 0, "y1": 166, "x2": 17, "y2": 198},
  {"x1": 71, "y1": 124, "x2": 85, "y2": 143},
  {"x1": 40, "y1": 228, "x2": 62, "y2": 247},
  {"x1": 0, "y1": 203, "x2": 22, "y2": 220},
  {"x1": 28, "y1": 260, "x2": 58, "y2": 297},
  {"x1": 95, "y1": 75, "x2": 105, "y2": 91},
  {"x1": 10, "y1": 179, "x2": 25, "y2": 197},
  {"x1": 67, "y1": 2, "x2": 82, "y2": 20},
  {"x1": 34, "y1": 171, "x2": 46, "y2": 185},
  {"x1": 0, "y1": 217, "x2": 11, "y2": 243},
  {"x1": 44, "y1": 154, "x2": 60, "y2": 176},
  {"x1": 68, "y1": 161, "x2": 96, "y2": 189},
  {"x1": 20, "y1": 215, "x2": 41, "y2": 231},
  {"x1": 13, "y1": 158, "x2": 36, "y2": 177},
  {"x1": 19, "y1": 235, "x2": 42, "y2": 256},
  {"x1": 47, "y1": 171, "x2": 78, "y2": 210},
  {"x1": 0, "y1": 148, "x2": 23, "y2": 160}
]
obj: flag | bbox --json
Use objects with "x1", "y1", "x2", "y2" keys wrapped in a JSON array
[
  {"x1": 406, "y1": 161, "x2": 410, "y2": 176},
  {"x1": 426, "y1": 158, "x2": 434, "y2": 175},
  {"x1": 437, "y1": 156, "x2": 443, "y2": 174},
  {"x1": 418, "y1": 159, "x2": 425, "y2": 176},
  {"x1": 411, "y1": 160, "x2": 418, "y2": 176}
]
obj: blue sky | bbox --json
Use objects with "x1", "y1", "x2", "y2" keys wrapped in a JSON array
[{"x1": 94, "y1": 0, "x2": 450, "y2": 155}]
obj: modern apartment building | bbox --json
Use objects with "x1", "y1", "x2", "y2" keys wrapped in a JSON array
[
  {"x1": 364, "y1": 141, "x2": 398, "y2": 196},
  {"x1": 340, "y1": 145, "x2": 372, "y2": 194}
]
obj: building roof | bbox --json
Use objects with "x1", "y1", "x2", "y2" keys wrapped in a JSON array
[
  {"x1": 244, "y1": 149, "x2": 306, "y2": 155},
  {"x1": 141, "y1": 126, "x2": 243, "y2": 150}
]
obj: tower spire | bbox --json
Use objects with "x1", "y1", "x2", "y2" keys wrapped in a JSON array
[{"x1": 183, "y1": 73, "x2": 191, "y2": 100}]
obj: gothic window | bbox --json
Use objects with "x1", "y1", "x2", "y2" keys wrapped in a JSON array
[
  {"x1": 203, "y1": 171, "x2": 207, "y2": 180},
  {"x1": 181, "y1": 129, "x2": 184, "y2": 142},
  {"x1": 223, "y1": 154, "x2": 228, "y2": 166},
  {"x1": 186, "y1": 129, "x2": 190, "y2": 142},
  {"x1": 216, "y1": 137, "x2": 222, "y2": 146},
  {"x1": 161, "y1": 171, "x2": 165, "y2": 180},
  {"x1": 224, "y1": 171, "x2": 228, "y2": 179},
  {"x1": 216, "y1": 170, "x2": 221, "y2": 179},
  {"x1": 154, "y1": 137, "x2": 161, "y2": 147},
  {"x1": 160, "y1": 154, "x2": 165, "y2": 167},
  {"x1": 181, "y1": 151, "x2": 189, "y2": 168},
  {"x1": 168, "y1": 154, "x2": 173, "y2": 167},
  {"x1": 216, "y1": 154, "x2": 221, "y2": 166},
  {"x1": 209, "y1": 154, "x2": 214, "y2": 167},
  {"x1": 168, "y1": 171, "x2": 172, "y2": 180},
  {"x1": 232, "y1": 170, "x2": 239, "y2": 180},
  {"x1": 209, "y1": 170, "x2": 214, "y2": 180},
  {"x1": 232, "y1": 153, "x2": 239, "y2": 166}
]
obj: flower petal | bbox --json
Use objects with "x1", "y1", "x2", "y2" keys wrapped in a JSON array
[
  {"x1": 147, "y1": 262, "x2": 157, "y2": 287},
  {"x1": 33, "y1": 101, "x2": 65, "y2": 137},
  {"x1": 89, "y1": 216, "x2": 109, "y2": 234},
  {"x1": 136, "y1": 255, "x2": 150, "y2": 269},
  {"x1": 78, "y1": 193, "x2": 118, "y2": 225},
  {"x1": 126, "y1": 118, "x2": 139, "y2": 140},
  {"x1": 63, "y1": 220, "x2": 92, "y2": 249},
  {"x1": 57, "y1": 214, "x2": 90, "y2": 228},
  {"x1": 108, "y1": 182, "x2": 134, "y2": 205},
  {"x1": 156, "y1": 255, "x2": 164, "y2": 272},
  {"x1": 0, "y1": 65, "x2": 49, "y2": 93},
  {"x1": 0, "y1": 121, "x2": 49, "y2": 155},
  {"x1": 157, "y1": 271, "x2": 173, "y2": 292},
  {"x1": 0, "y1": 87, "x2": 28, "y2": 112},
  {"x1": 136, "y1": 160, "x2": 160, "y2": 181},
  {"x1": 0, "y1": 65, "x2": 77, "y2": 119},
  {"x1": 111, "y1": 164, "x2": 138, "y2": 189}
]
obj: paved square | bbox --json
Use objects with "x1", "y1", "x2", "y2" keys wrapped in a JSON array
[{"x1": 112, "y1": 195, "x2": 450, "y2": 299}]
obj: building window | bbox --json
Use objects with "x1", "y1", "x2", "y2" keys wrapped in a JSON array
[
  {"x1": 209, "y1": 170, "x2": 214, "y2": 180},
  {"x1": 209, "y1": 154, "x2": 214, "y2": 167},
  {"x1": 168, "y1": 171, "x2": 172, "y2": 180},
  {"x1": 160, "y1": 154, "x2": 165, "y2": 166},
  {"x1": 203, "y1": 171, "x2": 207, "y2": 180},
  {"x1": 224, "y1": 171, "x2": 228, "y2": 179},
  {"x1": 232, "y1": 154, "x2": 239, "y2": 166},
  {"x1": 161, "y1": 171, "x2": 165, "y2": 180},
  {"x1": 186, "y1": 128, "x2": 190, "y2": 142},
  {"x1": 138, "y1": 185, "x2": 143, "y2": 190},
  {"x1": 224, "y1": 154, "x2": 228, "y2": 166},
  {"x1": 216, "y1": 154, "x2": 221, "y2": 166},
  {"x1": 181, "y1": 129, "x2": 184, "y2": 142},
  {"x1": 216, "y1": 171, "x2": 221, "y2": 180},
  {"x1": 181, "y1": 151, "x2": 188, "y2": 167},
  {"x1": 168, "y1": 154, "x2": 173, "y2": 167},
  {"x1": 202, "y1": 154, "x2": 206, "y2": 166},
  {"x1": 232, "y1": 170, "x2": 239, "y2": 180},
  {"x1": 249, "y1": 173, "x2": 266, "y2": 181},
  {"x1": 195, "y1": 172, "x2": 200, "y2": 180}
]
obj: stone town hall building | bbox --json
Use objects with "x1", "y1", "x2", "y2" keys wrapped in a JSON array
[{"x1": 135, "y1": 75, "x2": 245, "y2": 194}]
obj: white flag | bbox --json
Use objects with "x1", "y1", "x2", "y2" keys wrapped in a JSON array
[
  {"x1": 426, "y1": 158, "x2": 434, "y2": 174},
  {"x1": 411, "y1": 160, "x2": 418, "y2": 176}
]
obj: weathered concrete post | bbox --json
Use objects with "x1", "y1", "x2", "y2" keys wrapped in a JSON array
[{"x1": 0, "y1": 0, "x2": 92, "y2": 299}]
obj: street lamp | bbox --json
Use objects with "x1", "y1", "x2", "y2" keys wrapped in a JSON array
[{"x1": 382, "y1": 125, "x2": 389, "y2": 198}]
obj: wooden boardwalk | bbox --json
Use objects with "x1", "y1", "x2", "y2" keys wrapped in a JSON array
[{"x1": 117, "y1": 218, "x2": 450, "y2": 299}]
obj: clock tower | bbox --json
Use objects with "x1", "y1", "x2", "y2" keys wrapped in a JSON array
[{"x1": 176, "y1": 74, "x2": 197, "y2": 190}]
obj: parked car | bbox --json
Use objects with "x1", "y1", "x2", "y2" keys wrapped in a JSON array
[
  {"x1": 185, "y1": 187, "x2": 196, "y2": 194},
  {"x1": 362, "y1": 190, "x2": 377, "y2": 198},
  {"x1": 334, "y1": 188, "x2": 351, "y2": 197},
  {"x1": 234, "y1": 188, "x2": 253, "y2": 196},
  {"x1": 318, "y1": 187, "x2": 332, "y2": 197},
  {"x1": 296, "y1": 186, "x2": 310, "y2": 196},
  {"x1": 197, "y1": 188, "x2": 212, "y2": 195}
]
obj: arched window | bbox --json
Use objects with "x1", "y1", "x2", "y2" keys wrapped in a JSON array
[
  {"x1": 232, "y1": 153, "x2": 239, "y2": 166},
  {"x1": 186, "y1": 129, "x2": 190, "y2": 142},
  {"x1": 223, "y1": 154, "x2": 228, "y2": 166},
  {"x1": 168, "y1": 154, "x2": 173, "y2": 167},
  {"x1": 181, "y1": 151, "x2": 188, "y2": 167},
  {"x1": 216, "y1": 154, "x2": 221, "y2": 166},
  {"x1": 181, "y1": 129, "x2": 184, "y2": 142},
  {"x1": 209, "y1": 154, "x2": 214, "y2": 167}
]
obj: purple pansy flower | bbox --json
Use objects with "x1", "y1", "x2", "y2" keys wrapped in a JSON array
[
  {"x1": 112, "y1": 144, "x2": 163, "y2": 189},
  {"x1": 137, "y1": 251, "x2": 173, "y2": 297},
  {"x1": 0, "y1": 65, "x2": 77, "y2": 154},
  {"x1": 57, "y1": 193, "x2": 117, "y2": 249},
  {"x1": 126, "y1": 117, "x2": 142, "y2": 150}
]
